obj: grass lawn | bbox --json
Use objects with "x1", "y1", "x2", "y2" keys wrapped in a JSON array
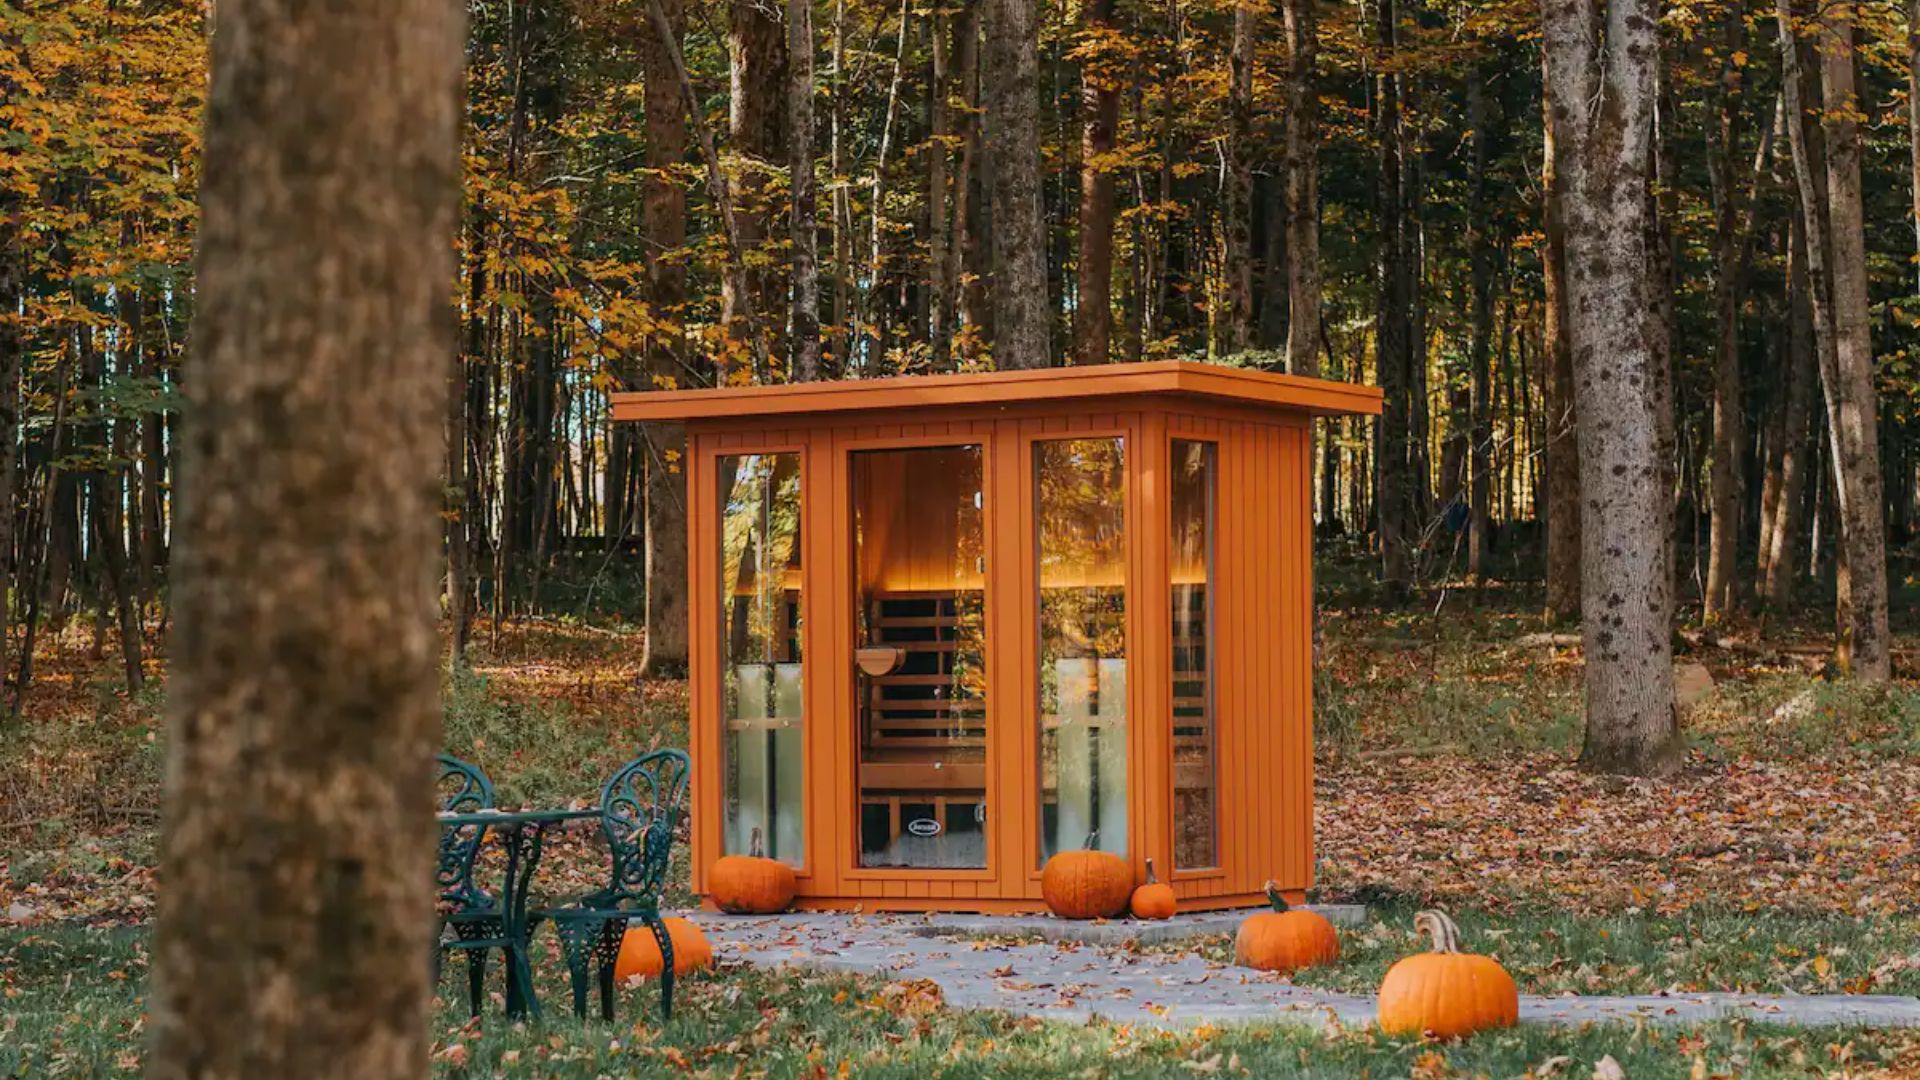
[{"x1": 5, "y1": 924, "x2": 1919, "y2": 1078}]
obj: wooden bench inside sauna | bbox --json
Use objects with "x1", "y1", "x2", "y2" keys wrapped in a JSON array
[{"x1": 612, "y1": 360, "x2": 1382, "y2": 912}]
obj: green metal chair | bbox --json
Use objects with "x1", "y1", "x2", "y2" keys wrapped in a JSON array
[
  {"x1": 434, "y1": 753, "x2": 503, "y2": 1017},
  {"x1": 532, "y1": 748, "x2": 691, "y2": 1023}
]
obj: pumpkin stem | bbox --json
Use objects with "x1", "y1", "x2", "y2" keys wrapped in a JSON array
[
  {"x1": 1413, "y1": 909, "x2": 1462, "y2": 954},
  {"x1": 1143, "y1": 857, "x2": 1159, "y2": 886},
  {"x1": 1263, "y1": 880, "x2": 1290, "y2": 912},
  {"x1": 749, "y1": 826, "x2": 766, "y2": 859},
  {"x1": 1084, "y1": 828, "x2": 1100, "y2": 850}
]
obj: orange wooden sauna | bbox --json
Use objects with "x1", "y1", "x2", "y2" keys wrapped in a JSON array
[{"x1": 611, "y1": 361, "x2": 1382, "y2": 912}]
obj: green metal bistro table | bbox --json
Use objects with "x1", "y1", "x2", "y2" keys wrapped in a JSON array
[{"x1": 436, "y1": 807, "x2": 600, "y2": 1020}]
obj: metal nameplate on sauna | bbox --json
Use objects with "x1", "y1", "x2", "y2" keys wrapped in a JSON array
[{"x1": 906, "y1": 818, "x2": 943, "y2": 838}]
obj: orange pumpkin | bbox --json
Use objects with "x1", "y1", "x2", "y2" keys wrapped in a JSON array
[
  {"x1": 707, "y1": 827, "x2": 797, "y2": 914},
  {"x1": 1233, "y1": 881, "x2": 1339, "y2": 972},
  {"x1": 1377, "y1": 910, "x2": 1518, "y2": 1039},
  {"x1": 1130, "y1": 857, "x2": 1177, "y2": 920},
  {"x1": 1041, "y1": 840, "x2": 1133, "y2": 920},
  {"x1": 613, "y1": 917, "x2": 714, "y2": 983}
]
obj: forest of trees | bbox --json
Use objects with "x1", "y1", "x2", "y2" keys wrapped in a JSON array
[{"x1": 3, "y1": 0, "x2": 1919, "y2": 775}]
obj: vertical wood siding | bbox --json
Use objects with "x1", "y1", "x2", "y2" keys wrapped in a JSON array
[{"x1": 684, "y1": 401, "x2": 1314, "y2": 911}]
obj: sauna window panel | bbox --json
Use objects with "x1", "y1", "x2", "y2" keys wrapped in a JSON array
[
  {"x1": 1171, "y1": 439, "x2": 1217, "y2": 870},
  {"x1": 852, "y1": 445, "x2": 989, "y2": 869},
  {"x1": 1034, "y1": 437, "x2": 1128, "y2": 862},
  {"x1": 719, "y1": 452, "x2": 804, "y2": 866}
]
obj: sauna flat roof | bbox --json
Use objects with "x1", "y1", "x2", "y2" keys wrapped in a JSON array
[{"x1": 610, "y1": 360, "x2": 1383, "y2": 423}]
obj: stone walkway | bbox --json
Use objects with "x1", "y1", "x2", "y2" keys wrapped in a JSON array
[{"x1": 686, "y1": 911, "x2": 1920, "y2": 1031}]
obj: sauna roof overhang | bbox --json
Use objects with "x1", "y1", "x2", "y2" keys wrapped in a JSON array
[{"x1": 609, "y1": 360, "x2": 1384, "y2": 424}]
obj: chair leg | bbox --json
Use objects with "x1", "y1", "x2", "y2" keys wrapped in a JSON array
[
  {"x1": 556, "y1": 920, "x2": 597, "y2": 1021},
  {"x1": 596, "y1": 921, "x2": 621, "y2": 1022},
  {"x1": 503, "y1": 941, "x2": 542, "y2": 1022},
  {"x1": 640, "y1": 912, "x2": 675, "y2": 1023},
  {"x1": 466, "y1": 948, "x2": 488, "y2": 1019}
]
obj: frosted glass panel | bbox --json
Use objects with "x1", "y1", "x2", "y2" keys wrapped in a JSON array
[
  {"x1": 1036, "y1": 437, "x2": 1127, "y2": 862},
  {"x1": 721, "y1": 453, "x2": 803, "y2": 865}
]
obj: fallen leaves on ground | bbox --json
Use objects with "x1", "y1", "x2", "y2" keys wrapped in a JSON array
[{"x1": 1317, "y1": 751, "x2": 1920, "y2": 916}]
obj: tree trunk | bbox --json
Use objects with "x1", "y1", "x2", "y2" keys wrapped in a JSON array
[
  {"x1": 1810, "y1": 5, "x2": 1890, "y2": 679},
  {"x1": 1762, "y1": 211, "x2": 1817, "y2": 606},
  {"x1": 0, "y1": 168, "x2": 18, "y2": 654},
  {"x1": 1704, "y1": 2, "x2": 1751, "y2": 620},
  {"x1": 1910, "y1": 0, "x2": 1920, "y2": 297},
  {"x1": 951, "y1": 1, "x2": 986, "y2": 354},
  {"x1": 830, "y1": 0, "x2": 853, "y2": 366},
  {"x1": 1541, "y1": 50, "x2": 1581, "y2": 626},
  {"x1": 1222, "y1": 0, "x2": 1256, "y2": 354},
  {"x1": 728, "y1": 0, "x2": 787, "y2": 371},
  {"x1": 789, "y1": 0, "x2": 822, "y2": 380},
  {"x1": 983, "y1": 0, "x2": 1051, "y2": 368},
  {"x1": 1073, "y1": 0, "x2": 1120, "y2": 364},
  {"x1": 864, "y1": 0, "x2": 911, "y2": 369},
  {"x1": 1777, "y1": 0, "x2": 1891, "y2": 679},
  {"x1": 1405, "y1": 122, "x2": 1433, "y2": 527},
  {"x1": 1280, "y1": 0, "x2": 1320, "y2": 376},
  {"x1": 1373, "y1": 0, "x2": 1411, "y2": 597},
  {"x1": 141, "y1": 271, "x2": 170, "y2": 589},
  {"x1": 1466, "y1": 73, "x2": 1494, "y2": 584},
  {"x1": 1542, "y1": 0, "x2": 1682, "y2": 776},
  {"x1": 89, "y1": 482, "x2": 144, "y2": 694},
  {"x1": 1257, "y1": 177, "x2": 1289, "y2": 350},
  {"x1": 642, "y1": 0, "x2": 692, "y2": 677},
  {"x1": 928, "y1": 6, "x2": 955, "y2": 369},
  {"x1": 449, "y1": 218, "x2": 483, "y2": 665},
  {"x1": 148, "y1": 0, "x2": 460, "y2": 1072},
  {"x1": 9, "y1": 343, "x2": 72, "y2": 724}
]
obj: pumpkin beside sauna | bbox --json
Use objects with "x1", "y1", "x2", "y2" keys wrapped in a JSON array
[
  {"x1": 614, "y1": 917, "x2": 714, "y2": 982},
  {"x1": 1041, "y1": 839, "x2": 1133, "y2": 919},
  {"x1": 1377, "y1": 910, "x2": 1518, "y2": 1038},
  {"x1": 1130, "y1": 858, "x2": 1176, "y2": 920},
  {"x1": 1233, "y1": 881, "x2": 1339, "y2": 972},
  {"x1": 707, "y1": 827, "x2": 796, "y2": 913}
]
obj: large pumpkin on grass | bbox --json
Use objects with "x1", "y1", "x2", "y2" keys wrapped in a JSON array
[
  {"x1": 1041, "y1": 837, "x2": 1132, "y2": 919},
  {"x1": 708, "y1": 827, "x2": 797, "y2": 913},
  {"x1": 1233, "y1": 881, "x2": 1339, "y2": 973},
  {"x1": 1377, "y1": 910, "x2": 1518, "y2": 1039},
  {"x1": 1130, "y1": 858, "x2": 1177, "y2": 920},
  {"x1": 613, "y1": 917, "x2": 713, "y2": 983}
]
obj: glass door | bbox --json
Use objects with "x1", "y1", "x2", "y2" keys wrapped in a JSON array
[{"x1": 851, "y1": 445, "x2": 989, "y2": 869}]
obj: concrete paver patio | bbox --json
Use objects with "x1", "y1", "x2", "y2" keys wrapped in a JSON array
[{"x1": 686, "y1": 911, "x2": 1920, "y2": 1031}]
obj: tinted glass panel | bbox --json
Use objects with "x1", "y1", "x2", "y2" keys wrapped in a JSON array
[{"x1": 1171, "y1": 439, "x2": 1216, "y2": 869}]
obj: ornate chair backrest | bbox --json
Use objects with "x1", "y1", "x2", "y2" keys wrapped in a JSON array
[
  {"x1": 436, "y1": 754, "x2": 496, "y2": 908},
  {"x1": 598, "y1": 748, "x2": 691, "y2": 906}
]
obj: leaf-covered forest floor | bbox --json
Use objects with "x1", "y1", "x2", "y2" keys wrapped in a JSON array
[{"x1": 3, "y1": 560, "x2": 1919, "y2": 1076}]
